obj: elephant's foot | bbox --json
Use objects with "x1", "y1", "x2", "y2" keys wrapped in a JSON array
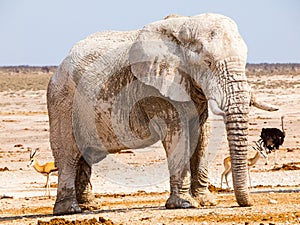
[
  {"x1": 79, "y1": 194, "x2": 101, "y2": 211},
  {"x1": 53, "y1": 197, "x2": 81, "y2": 215},
  {"x1": 165, "y1": 194, "x2": 198, "y2": 209},
  {"x1": 79, "y1": 201, "x2": 101, "y2": 211},
  {"x1": 77, "y1": 190, "x2": 95, "y2": 204},
  {"x1": 192, "y1": 187, "x2": 217, "y2": 206}
]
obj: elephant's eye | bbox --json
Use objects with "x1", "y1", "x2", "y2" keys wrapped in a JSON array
[
  {"x1": 187, "y1": 41, "x2": 203, "y2": 55},
  {"x1": 192, "y1": 43, "x2": 203, "y2": 54},
  {"x1": 193, "y1": 47, "x2": 202, "y2": 54},
  {"x1": 210, "y1": 30, "x2": 217, "y2": 40}
]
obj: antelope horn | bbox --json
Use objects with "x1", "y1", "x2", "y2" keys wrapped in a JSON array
[
  {"x1": 252, "y1": 141, "x2": 260, "y2": 152},
  {"x1": 254, "y1": 141, "x2": 262, "y2": 150},
  {"x1": 30, "y1": 149, "x2": 36, "y2": 158},
  {"x1": 252, "y1": 141, "x2": 268, "y2": 159},
  {"x1": 250, "y1": 93, "x2": 279, "y2": 111}
]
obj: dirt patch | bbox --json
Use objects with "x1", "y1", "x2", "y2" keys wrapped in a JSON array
[
  {"x1": 271, "y1": 162, "x2": 300, "y2": 171},
  {"x1": 0, "y1": 195, "x2": 13, "y2": 199},
  {"x1": 37, "y1": 217, "x2": 115, "y2": 225},
  {"x1": 208, "y1": 185, "x2": 232, "y2": 193},
  {"x1": 0, "y1": 167, "x2": 9, "y2": 172},
  {"x1": 1, "y1": 191, "x2": 300, "y2": 224}
]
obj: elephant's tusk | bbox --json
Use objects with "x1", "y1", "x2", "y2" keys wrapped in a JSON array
[
  {"x1": 250, "y1": 93, "x2": 279, "y2": 111},
  {"x1": 208, "y1": 99, "x2": 226, "y2": 118}
]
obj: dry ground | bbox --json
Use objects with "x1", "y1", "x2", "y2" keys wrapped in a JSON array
[{"x1": 0, "y1": 66, "x2": 299, "y2": 224}]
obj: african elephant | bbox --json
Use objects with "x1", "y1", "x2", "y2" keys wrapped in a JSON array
[{"x1": 47, "y1": 13, "x2": 278, "y2": 215}]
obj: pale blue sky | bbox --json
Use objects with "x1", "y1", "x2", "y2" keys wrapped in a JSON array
[{"x1": 0, "y1": 0, "x2": 299, "y2": 65}]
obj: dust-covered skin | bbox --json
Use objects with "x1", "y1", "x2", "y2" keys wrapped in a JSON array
[{"x1": 47, "y1": 13, "x2": 279, "y2": 214}]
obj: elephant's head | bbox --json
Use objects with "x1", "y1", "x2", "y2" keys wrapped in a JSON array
[{"x1": 129, "y1": 13, "x2": 278, "y2": 206}]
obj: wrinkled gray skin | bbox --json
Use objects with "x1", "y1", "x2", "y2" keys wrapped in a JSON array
[{"x1": 47, "y1": 13, "x2": 278, "y2": 215}]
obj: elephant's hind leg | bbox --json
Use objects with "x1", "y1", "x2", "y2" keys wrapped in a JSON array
[
  {"x1": 75, "y1": 157, "x2": 96, "y2": 208},
  {"x1": 53, "y1": 157, "x2": 82, "y2": 215},
  {"x1": 190, "y1": 118, "x2": 217, "y2": 206},
  {"x1": 48, "y1": 81, "x2": 84, "y2": 214},
  {"x1": 50, "y1": 114, "x2": 82, "y2": 214}
]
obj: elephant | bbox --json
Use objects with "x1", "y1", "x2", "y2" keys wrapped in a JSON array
[{"x1": 47, "y1": 13, "x2": 278, "y2": 215}]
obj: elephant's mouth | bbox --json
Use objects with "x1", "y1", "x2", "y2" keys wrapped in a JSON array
[{"x1": 208, "y1": 99, "x2": 226, "y2": 118}]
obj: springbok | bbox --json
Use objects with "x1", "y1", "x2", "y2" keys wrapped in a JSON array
[
  {"x1": 27, "y1": 149, "x2": 58, "y2": 197},
  {"x1": 221, "y1": 141, "x2": 268, "y2": 189}
]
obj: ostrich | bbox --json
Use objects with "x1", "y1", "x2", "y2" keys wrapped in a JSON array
[{"x1": 259, "y1": 116, "x2": 285, "y2": 165}]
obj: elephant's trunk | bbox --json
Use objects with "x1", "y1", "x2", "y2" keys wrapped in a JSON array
[
  {"x1": 226, "y1": 109, "x2": 251, "y2": 206},
  {"x1": 224, "y1": 66, "x2": 252, "y2": 206}
]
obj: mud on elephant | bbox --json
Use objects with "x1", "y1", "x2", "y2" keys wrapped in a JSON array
[{"x1": 47, "y1": 13, "x2": 278, "y2": 215}]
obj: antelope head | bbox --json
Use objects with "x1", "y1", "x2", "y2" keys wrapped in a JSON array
[
  {"x1": 27, "y1": 148, "x2": 37, "y2": 167},
  {"x1": 252, "y1": 141, "x2": 268, "y2": 159}
]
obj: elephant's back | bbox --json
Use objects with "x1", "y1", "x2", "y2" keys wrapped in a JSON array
[
  {"x1": 63, "y1": 30, "x2": 139, "y2": 86},
  {"x1": 47, "y1": 30, "x2": 139, "y2": 103},
  {"x1": 69, "y1": 30, "x2": 140, "y2": 59}
]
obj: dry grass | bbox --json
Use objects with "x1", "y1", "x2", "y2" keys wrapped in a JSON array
[
  {"x1": 0, "y1": 66, "x2": 54, "y2": 92},
  {"x1": 246, "y1": 63, "x2": 300, "y2": 76},
  {"x1": 0, "y1": 73, "x2": 52, "y2": 91}
]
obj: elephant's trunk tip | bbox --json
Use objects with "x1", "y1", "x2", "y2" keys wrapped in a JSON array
[
  {"x1": 234, "y1": 186, "x2": 253, "y2": 207},
  {"x1": 237, "y1": 198, "x2": 253, "y2": 207}
]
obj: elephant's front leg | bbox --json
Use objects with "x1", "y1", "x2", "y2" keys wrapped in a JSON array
[
  {"x1": 162, "y1": 119, "x2": 197, "y2": 209},
  {"x1": 190, "y1": 117, "x2": 217, "y2": 206}
]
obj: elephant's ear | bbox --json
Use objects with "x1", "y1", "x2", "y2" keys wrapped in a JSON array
[{"x1": 129, "y1": 20, "x2": 192, "y2": 102}]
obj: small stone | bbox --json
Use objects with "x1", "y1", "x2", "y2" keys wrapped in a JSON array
[{"x1": 269, "y1": 198, "x2": 277, "y2": 204}]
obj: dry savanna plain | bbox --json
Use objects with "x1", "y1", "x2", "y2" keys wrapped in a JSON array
[{"x1": 0, "y1": 64, "x2": 300, "y2": 224}]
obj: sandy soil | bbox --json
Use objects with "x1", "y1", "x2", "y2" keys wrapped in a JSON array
[{"x1": 0, "y1": 67, "x2": 299, "y2": 224}]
